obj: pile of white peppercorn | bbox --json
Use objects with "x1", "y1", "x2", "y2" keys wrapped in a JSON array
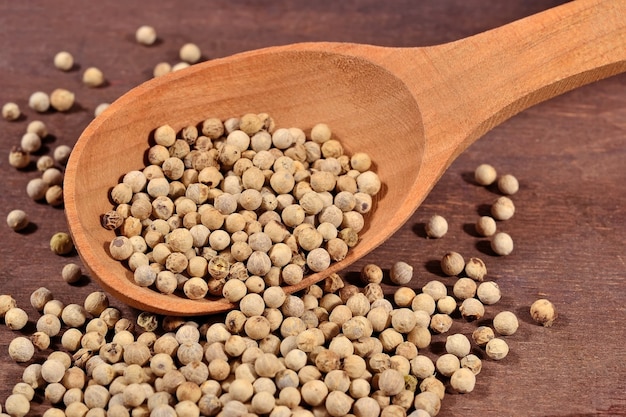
[
  {"x1": 103, "y1": 114, "x2": 381, "y2": 301},
  {"x1": 1, "y1": 258, "x2": 534, "y2": 417}
]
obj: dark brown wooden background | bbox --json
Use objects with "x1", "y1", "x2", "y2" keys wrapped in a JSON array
[{"x1": 1, "y1": 1, "x2": 625, "y2": 416}]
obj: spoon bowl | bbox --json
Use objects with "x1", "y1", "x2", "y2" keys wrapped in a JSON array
[{"x1": 64, "y1": 0, "x2": 626, "y2": 316}]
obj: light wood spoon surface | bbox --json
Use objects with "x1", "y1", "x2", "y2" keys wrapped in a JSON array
[{"x1": 64, "y1": 0, "x2": 626, "y2": 316}]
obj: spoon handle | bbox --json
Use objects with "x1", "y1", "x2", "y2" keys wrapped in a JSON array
[{"x1": 406, "y1": 0, "x2": 626, "y2": 167}]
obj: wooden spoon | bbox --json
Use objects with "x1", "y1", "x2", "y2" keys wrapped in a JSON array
[{"x1": 64, "y1": 0, "x2": 626, "y2": 316}]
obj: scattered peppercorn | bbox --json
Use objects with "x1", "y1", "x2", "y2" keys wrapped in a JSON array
[
  {"x1": 50, "y1": 232, "x2": 74, "y2": 255},
  {"x1": 6, "y1": 210, "x2": 29, "y2": 232},
  {"x1": 53, "y1": 51, "x2": 74, "y2": 71},
  {"x1": 530, "y1": 298, "x2": 558, "y2": 327},
  {"x1": 474, "y1": 163, "x2": 497, "y2": 186},
  {"x1": 425, "y1": 214, "x2": 448, "y2": 238},
  {"x1": 135, "y1": 25, "x2": 157, "y2": 45}
]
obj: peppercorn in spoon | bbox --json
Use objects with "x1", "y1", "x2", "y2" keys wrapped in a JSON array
[{"x1": 64, "y1": 0, "x2": 626, "y2": 316}]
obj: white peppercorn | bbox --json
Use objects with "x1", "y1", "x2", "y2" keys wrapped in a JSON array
[
  {"x1": 441, "y1": 251, "x2": 465, "y2": 276},
  {"x1": 452, "y1": 277, "x2": 477, "y2": 300},
  {"x1": 29, "y1": 91, "x2": 50, "y2": 113},
  {"x1": 485, "y1": 338, "x2": 509, "y2": 360},
  {"x1": 2, "y1": 102, "x2": 20, "y2": 120},
  {"x1": 450, "y1": 367, "x2": 476, "y2": 393},
  {"x1": 530, "y1": 298, "x2": 558, "y2": 327},
  {"x1": 474, "y1": 163, "x2": 497, "y2": 185},
  {"x1": 461, "y1": 353, "x2": 482, "y2": 375},
  {"x1": 472, "y1": 326, "x2": 495, "y2": 347},
  {"x1": 491, "y1": 231, "x2": 514, "y2": 256},
  {"x1": 390, "y1": 261, "x2": 413, "y2": 285},
  {"x1": 425, "y1": 214, "x2": 448, "y2": 238},
  {"x1": 8, "y1": 337, "x2": 35, "y2": 362},
  {"x1": 493, "y1": 311, "x2": 519, "y2": 335},
  {"x1": 20, "y1": 133, "x2": 42, "y2": 154},
  {"x1": 5, "y1": 394, "x2": 30, "y2": 417},
  {"x1": 429, "y1": 313, "x2": 453, "y2": 334},
  {"x1": 135, "y1": 25, "x2": 157, "y2": 45},
  {"x1": 476, "y1": 281, "x2": 501, "y2": 305},
  {"x1": 83, "y1": 67, "x2": 105, "y2": 87},
  {"x1": 179, "y1": 43, "x2": 202, "y2": 64},
  {"x1": 421, "y1": 280, "x2": 447, "y2": 301},
  {"x1": 62, "y1": 263, "x2": 83, "y2": 284},
  {"x1": 5, "y1": 307, "x2": 29, "y2": 330},
  {"x1": 459, "y1": 298, "x2": 485, "y2": 321},
  {"x1": 497, "y1": 173, "x2": 519, "y2": 195},
  {"x1": 435, "y1": 353, "x2": 460, "y2": 377},
  {"x1": 54, "y1": 51, "x2": 74, "y2": 71},
  {"x1": 50, "y1": 88, "x2": 75, "y2": 112},
  {"x1": 491, "y1": 196, "x2": 515, "y2": 220},
  {"x1": 475, "y1": 215, "x2": 497, "y2": 237},
  {"x1": 6, "y1": 210, "x2": 29, "y2": 231},
  {"x1": 445, "y1": 333, "x2": 471, "y2": 357}
]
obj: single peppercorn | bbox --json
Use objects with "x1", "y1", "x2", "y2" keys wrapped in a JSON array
[
  {"x1": 50, "y1": 88, "x2": 75, "y2": 112},
  {"x1": 491, "y1": 196, "x2": 516, "y2": 220},
  {"x1": 6, "y1": 209, "x2": 29, "y2": 231},
  {"x1": 530, "y1": 298, "x2": 558, "y2": 327},
  {"x1": 54, "y1": 51, "x2": 74, "y2": 71},
  {"x1": 475, "y1": 216, "x2": 497, "y2": 237},
  {"x1": 50, "y1": 232, "x2": 74, "y2": 255},
  {"x1": 441, "y1": 251, "x2": 465, "y2": 276},
  {"x1": 136, "y1": 25, "x2": 157, "y2": 45},
  {"x1": 425, "y1": 214, "x2": 448, "y2": 238},
  {"x1": 485, "y1": 337, "x2": 509, "y2": 360},
  {"x1": 3, "y1": 102, "x2": 21, "y2": 120},
  {"x1": 493, "y1": 311, "x2": 519, "y2": 335},
  {"x1": 491, "y1": 231, "x2": 514, "y2": 256},
  {"x1": 390, "y1": 261, "x2": 413, "y2": 285},
  {"x1": 83, "y1": 67, "x2": 105, "y2": 87},
  {"x1": 497, "y1": 173, "x2": 519, "y2": 195},
  {"x1": 474, "y1": 163, "x2": 497, "y2": 185}
]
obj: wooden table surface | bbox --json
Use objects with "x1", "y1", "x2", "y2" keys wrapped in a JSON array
[{"x1": 1, "y1": 1, "x2": 625, "y2": 416}]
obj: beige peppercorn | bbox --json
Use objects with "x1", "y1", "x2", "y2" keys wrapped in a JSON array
[
  {"x1": 62, "y1": 263, "x2": 83, "y2": 284},
  {"x1": 459, "y1": 298, "x2": 485, "y2": 321},
  {"x1": 491, "y1": 231, "x2": 514, "y2": 256},
  {"x1": 476, "y1": 281, "x2": 501, "y2": 305},
  {"x1": 50, "y1": 88, "x2": 75, "y2": 112},
  {"x1": 136, "y1": 25, "x2": 157, "y2": 45},
  {"x1": 472, "y1": 325, "x2": 495, "y2": 347},
  {"x1": 491, "y1": 196, "x2": 515, "y2": 220},
  {"x1": 497, "y1": 173, "x2": 519, "y2": 195},
  {"x1": 360, "y1": 264, "x2": 383, "y2": 284},
  {"x1": 5, "y1": 307, "x2": 29, "y2": 330},
  {"x1": 450, "y1": 367, "x2": 476, "y2": 393},
  {"x1": 475, "y1": 216, "x2": 497, "y2": 237},
  {"x1": 83, "y1": 67, "x2": 105, "y2": 87},
  {"x1": 54, "y1": 51, "x2": 74, "y2": 71},
  {"x1": 390, "y1": 261, "x2": 413, "y2": 285},
  {"x1": 5, "y1": 394, "x2": 30, "y2": 417},
  {"x1": 29, "y1": 91, "x2": 50, "y2": 113},
  {"x1": 2, "y1": 102, "x2": 21, "y2": 120},
  {"x1": 474, "y1": 163, "x2": 497, "y2": 185},
  {"x1": 530, "y1": 298, "x2": 558, "y2": 327},
  {"x1": 8, "y1": 337, "x2": 35, "y2": 362},
  {"x1": 465, "y1": 257, "x2": 487, "y2": 281},
  {"x1": 493, "y1": 311, "x2": 519, "y2": 335},
  {"x1": 425, "y1": 214, "x2": 448, "y2": 238},
  {"x1": 441, "y1": 251, "x2": 465, "y2": 276},
  {"x1": 486, "y1": 337, "x2": 509, "y2": 360},
  {"x1": 453, "y1": 277, "x2": 477, "y2": 300}
]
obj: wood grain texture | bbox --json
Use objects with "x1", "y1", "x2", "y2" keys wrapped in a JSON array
[{"x1": 1, "y1": 1, "x2": 625, "y2": 416}]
